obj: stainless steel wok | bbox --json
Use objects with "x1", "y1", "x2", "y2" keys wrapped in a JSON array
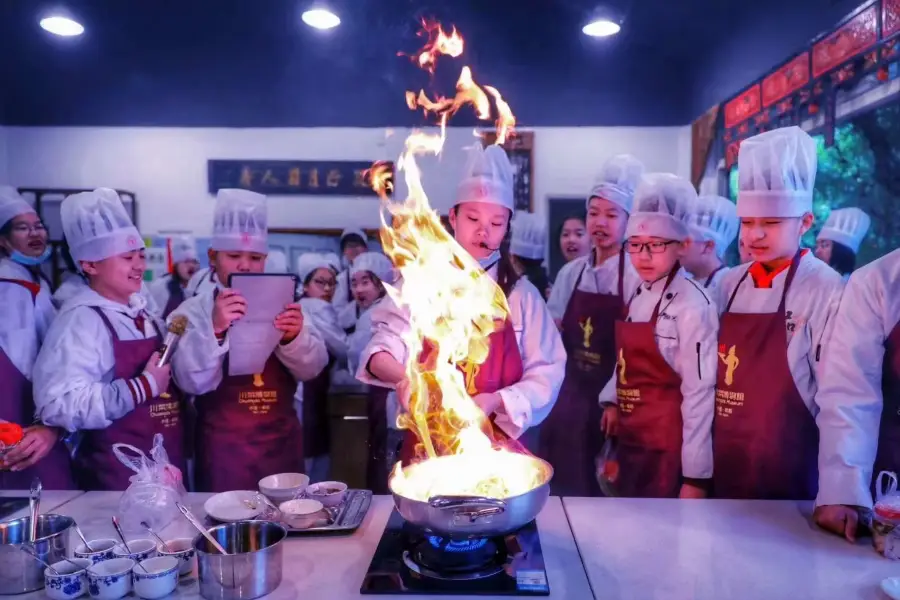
[{"x1": 390, "y1": 453, "x2": 553, "y2": 538}]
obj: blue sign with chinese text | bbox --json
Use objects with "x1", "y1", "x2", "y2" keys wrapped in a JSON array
[{"x1": 207, "y1": 160, "x2": 392, "y2": 197}]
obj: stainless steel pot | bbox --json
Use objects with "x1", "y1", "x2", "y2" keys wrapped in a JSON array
[
  {"x1": 0, "y1": 514, "x2": 74, "y2": 595},
  {"x1": 194, "y1": 520, "x2": 287, "y2": 600},
  {"x1": 390, "y1": 453, "x2": 553, "y2": 538}
]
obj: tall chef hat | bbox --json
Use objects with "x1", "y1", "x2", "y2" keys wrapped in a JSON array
[
  {"x1": 737, "y1": 126, "x2": 817, "y2": 218},
  {"x1": 211, "y1": 189, "x2": 268, "y2": 254},
  {"x1": 625, "y1": 173, "x2": 698, "y2": 242},
  {"x1": 817, "y1": 207, "x2": 871, "y2": 254},
  {"x1": 0, "y1": 185, "x2": 36, "y2": 229},
  {"x1": 340, "y1": 228, "x2": 368, "y2": 248},
  {"x1": 454, "y1": 145, "x2": 515, "y2": 211},
  {"x1": 350, "y1": 251, "x2": 396, "y2": 284},
  {"x1": 587, "y1": 154, "x2": 646, "y2": 214},
  {"x1": 265, "y1": 249, "x2": 288, "y2": 273},
  {"x1": 297, "y1": 253, "x2": 335, "y2": 283},
  {"x1": 61, "y1": 188, "x2": 145, "y2": 263},
  {"x1": 321, "y1": 252, "x2": 342, "y2": 273},
  {"x1": 687, "y1": 195, "x2": 739, "y2": 258},
  {"x1": 170, "y1": 234, "x2": 198, "y2": 264},
  {"x1": 510, "y1": 213, "x2": 547, "y2": 261}
]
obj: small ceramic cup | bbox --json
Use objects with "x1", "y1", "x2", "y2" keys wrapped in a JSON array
[
  {"x1": 279, "y1": 499, "x2": 326, "y2": 529},
  {"x1": 133, "y1": 556, "x2": 179, "y2": 600},
  {"x1": 112, "y1": 539, "x2": 157, "y2": 562},
  {"x1": 156, "y1": 537, "x2": 195, "y2": 576},
  {"x1": 305, "y1": 481, "x2": 348, "y2": 508},
  {"x1": 87, "y1": 558, "x2": 134, "y2": 600},
  {"x1": 74, "y1": 539, "x2": 117, "y2": 564},
  {"x1": 45, "y1": 558, "x2": 92, "y2": 600}
]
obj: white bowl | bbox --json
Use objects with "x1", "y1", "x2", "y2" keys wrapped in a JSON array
[
  {"x1": 45, "y1": 558, "x2": 91, "y2": 600},
  {"x1": 259, "y1": 472, "x2": 310, "y2": 504},
  {"x1": 133, "y1": 556, "x2": 179, "y2": 600},
  {"x1": 87, "y1": 558, "x2": 134, "y2": 600},
  {"x1": 203, "y1": 490, "x2": 264, "y2": 522},
  {"x1": 157, "y1": 537, "x2": 195, "y2": 576},
  {"x1": 74, "y1": 539, "x2": 118, "y2": 564},
  {"x1": 278, "y1": 499, "x2": 326, "y2": 529},
  {"x1": 305, "y1": 480, "x2": 348, "y2": 507},
  {"x1": 883, "y1": 577, "x2": 900, "y2": 600},
  {"x1": 112, "y1": 538, "x2": 157, "y2": 562}
]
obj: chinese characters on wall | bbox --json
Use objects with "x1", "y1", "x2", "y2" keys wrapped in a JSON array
[{"x1": 207, "y1": 160, "x2": 394, "y2": 197}]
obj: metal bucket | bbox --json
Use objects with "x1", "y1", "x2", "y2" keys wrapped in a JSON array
[
  {"x1": 0, "y1": 514, "x2": 74, "y2": 595},
  {"x1": 194, "y1": 520, "x2": 287, "y2": 600}
]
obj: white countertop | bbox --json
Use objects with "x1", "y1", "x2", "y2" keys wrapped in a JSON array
[
  {"x1": 564, "y1": 497, "x2": 899, "y2": 600},
  {"x1": 1, "y1": 490, "x2": 84, "y2": 521}
]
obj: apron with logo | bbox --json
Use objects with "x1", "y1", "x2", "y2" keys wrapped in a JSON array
[
  {"x1": 162, "y1": 275, "x2": 186, "y2": 319},
  {"x1": 712, "y1": 251, "x2": 819, "y2": 500},
  {"x1": 873, "y1": 320, "x2": 900, "y2": 495}
]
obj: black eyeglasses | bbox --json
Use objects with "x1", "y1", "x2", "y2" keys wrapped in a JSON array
[
  {"x1": 311, "y1": 278, "x2": 336, "y2": 288},
  {"x1": 624, "y1": 240, "x2": 679, "y2": 254}
]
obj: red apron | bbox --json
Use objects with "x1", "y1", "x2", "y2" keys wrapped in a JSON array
[
  {"x1": 161, "y1": 275, "x2": 186, "y2": 319},
  {"x1": 302, "y1": 357, "x2": 333, "y2": 460},
  {"x1": 712, "y1": 251, "x2": 819, "y2": 500},
  {"x1": 872, "y1": 319, "x2": 900, "y2": 495},
  {"x1": 538, "y1": 253, "x2": 625, "y2": 496},
  {"x1": 366, "y1": 385, "x2": 392, "y2": 494},
  {"x1": 75, "y1": 308, "x2": 186, "y2": 491},
  {"x1": 613, "y1": 268, "x2": 684, "y2": 498}
]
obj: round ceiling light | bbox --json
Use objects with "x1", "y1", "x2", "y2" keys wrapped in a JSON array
[
  {"x1": 40, "y1": 16, "x2": 85, "y2": 37},
  {"x1": 302, "y1": 8, "x2": 340, "y2": 30},
  {"x1": 582, "y1": 19, "x2": 621, "y2": 37}
]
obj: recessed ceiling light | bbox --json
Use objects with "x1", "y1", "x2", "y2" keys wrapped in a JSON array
[
  {"x1": 582, "y1": 19, "x2": 621, "y2": 37},
  {"x1": 40, "y1": 15, "x2": 85, "y2": 37},
  {"x1": 302, "y1": 8, "x2": 340, "y2": 30}
]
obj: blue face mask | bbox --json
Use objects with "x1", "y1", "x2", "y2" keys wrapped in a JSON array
[
  {"x1": 478, "y1": 250, "x2": 501, "y2": 270},
  {"x1": 10, "y1": 246, "x2": 51, "y2": 267}
]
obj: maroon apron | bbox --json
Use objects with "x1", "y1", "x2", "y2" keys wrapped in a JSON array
[
  {"x1": 366, "y1": 386, "x2": 392, "y2": 494},
  {"x1": 75, "y1": 308, "x2": 186, "y2": 491},
  {"x1": 539, "y1": 253, "x2": 625, "y2": 496},
  {"x1": 162, "y1": 275, "x2": 186, "y2": 319},
  {"x1": 302, "y1": 358, "x2": 333, "y2": 460},
  {"x1": 704, "y1": 265, "x2": 727, "y2": 288},
  {"x1": 872, "y1": 319, "x2": 900, "y2": 495},
  {"x1": 712, "y1": 251, "x2": 819, "y2": 500},
  {"x1": 0, "y1": 279, "x2": 75, "y2": 490},
  {"x1": 613, "y1": 268, "x2": 684, "y2": 498}
]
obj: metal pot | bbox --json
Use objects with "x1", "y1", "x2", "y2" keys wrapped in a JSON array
[
  {"x1": 0, "y1": 514, "x2": 74, "y2": 595},
  {"x1": 194, "y1": 520, "x2": 287, "y2": 600},
  {"x1": 390, "y1": 453, "x2": 553, "y2": 538}
]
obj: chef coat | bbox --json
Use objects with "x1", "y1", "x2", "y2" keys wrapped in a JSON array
[
  {"x1": 356, "y1": 264, "x2": 567, "y2": 439},
  {"x1": 713, "y1": 252, "x2": 844, "y2": 416},
  {"x1": 599, "y1": 270, "x2": 718, "y2": 479},
  {"x1": 147, "y1": 274, "x2": 184, "y2": 316},
  {"x1": 547, "y1": 252, "x2": 641, "y2": 323},
  {"x1": 33, "y1": 289, "x2": 165, "y2": 432},
  {"x1": 184, "y1": 267, "x2": 218, "y2": 298},
  {"x1": 53, "y1": 275, "x2": 163, "y2": 317},
  {"x1": 686, "y1": 266, "x2": 731, "y2": 295},
  {"x1": 334, "y1": 269, "x2": 352, "y2": 310},
  {"x1": 169, "y1": 285, "x2": 328, "y2": 396},
  {"x1": 299, "y1": 296, "x2": 348, "y2": 361},
  {"x1": 0, "y1": 258, "x2": 56, "y2": 380},
  {"x1": 816, "y1": 249, "x2": 900, "y2": 508},
  {"x1": 348, "y1": 299, "x2": 401, "y2": 430}
]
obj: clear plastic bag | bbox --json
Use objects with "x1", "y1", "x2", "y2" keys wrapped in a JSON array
[
  {"x1": 594, "y1": 437, "x2": 619, "y2": 497},
  {"x1": 873, "y1": 471, "x2": 900, "y2": 558},
  {"x1": 114, "y1": 434, "x2": 186, "y2": 533}
]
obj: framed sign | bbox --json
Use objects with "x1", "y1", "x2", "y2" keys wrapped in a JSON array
[
  {"x1": 207, "y1": 160, "x2": 394, "y2": 197},
  {"x1": 480, "y1": 131, "x2": 535, "y2": 212}
]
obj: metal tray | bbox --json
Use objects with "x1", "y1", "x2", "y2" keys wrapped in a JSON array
[{"x1": 285, "y1": 489, "x2": 373, "y2": 535}]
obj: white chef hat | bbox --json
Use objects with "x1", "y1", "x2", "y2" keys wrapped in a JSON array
[
  {"x1": 587, "y1": 155, "x2": 646, "y2": 214},
  {"x1": 170, "y1": 234, "x2": 198, "y2": 264},
  {"x1": 350, "y1": 251, "x2": 396, "y2": 284},
  {"x1": 454, "y1": 145, "x2": 515, "y2": 211},
  {"x1": 211, "y1": 189, "x2": 268, "y2": 254},
  {"x1": 737, "y1": 126, "x2": 817, "y2": 218},
  {"x1": 510, "y1": 213, "x2": 547, "y2": 260},
  {"x1": 625, "y1": 173, "x2": 698, "y2": 242},
  {"x1": 61, "y1": 188, "x2": 145, "y2": 263},
  {"x1": 817, "y1": 207, "x2": 871, "y2": 254},
  {"x1": 297, "y1": 253, "x2": 335, "y2": 283},
  {"x1": 0, "y1": 186, "x2": 36, "y2": 230},
  {"x1": 265, "y1": 249, "x2": 288, "y2": 273},
  {"x1": 687, "y1": 195, "x2": 739, "y2": 257},
  {"x1": 340, "y1": 228, "x2": 368, "y2": 248},
  {"x1": 321, "y1": 252, "x2": 342, "y2": 272}
]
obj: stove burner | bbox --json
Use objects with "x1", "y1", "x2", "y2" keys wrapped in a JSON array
[
  {"x1": 427, "y1": 536, "x2": 489, "y2": 553},
  {"x1": 404, "y1": 535, "x2": 506, "y2": 581}
]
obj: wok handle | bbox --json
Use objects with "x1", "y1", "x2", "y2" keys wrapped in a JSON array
[{"x1": 428, "y1": 496, "x2": 507, "y2": 523}]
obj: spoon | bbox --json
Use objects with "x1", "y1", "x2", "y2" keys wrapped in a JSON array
[
  {"x1": 111, "y1": 516, "x2": 147, "y2": 573},
  {"x1": 140, "y1": 520, "x2": 171, "y2": 552},
  {"x1": 176, "y1": 502, "x2": 229, "y2": 555},
  {"x1": 19, "y1": 545, "x2": 59, "y2": 576},
  {"x1": 28, "y1": 478, "x2": 42, "y2": 543},
  {"x1": 73, "y1": 523, "x2": 94, "y2": 552}
]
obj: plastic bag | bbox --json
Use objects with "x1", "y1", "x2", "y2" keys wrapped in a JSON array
[
  {"x1": 114, "y1": 434, "x2": 186, "y2": 533},
  {"x1": 873, "y1": 471, "x2": 900, "y2": 558},
  {"x1": 594, "y1": 437, "x2": 619, "y2": 497}
]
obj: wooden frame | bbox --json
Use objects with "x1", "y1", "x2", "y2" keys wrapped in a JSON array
[{"x1": 480, "y1": 130, "x2": 535, "y2": 212}]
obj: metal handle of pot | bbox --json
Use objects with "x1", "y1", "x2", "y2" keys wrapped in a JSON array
[{"x1": 428, "y1": 496, "x2": 507, "y2": 524}]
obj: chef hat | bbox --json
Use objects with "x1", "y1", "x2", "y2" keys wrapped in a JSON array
[
  {"x1": 625, "y1": 173, "x2": 698, "y2": 242},
  {"x1": 510, "y1": 213, "x2": 547, "y2": 260},
  {"x1": 265, "y1": 249, "x2": 288, "y2": 273},
  {"x1": 61, "y1": 188, "x2": 145, "y2": 263},
  {"x1": 587, "y1": 155, "x2": 646, "y2": 214},
  {"x1": 321, "y1": 252, "x2": 342, "y2": 272},
  {"x1": 454, "y1": 145, "x2": 515, "y2": 211},
  {"x1": 817, "y1": 207, "x2": 871, "y2": 254},
  {"x1": 687, "y1": 195, "x2": 739, "y2": 257},
  {"x1": 170, "y1": 234, "x2": 198, "y2": 264},
  {"x1": 0, "y1": 186, "x2": 36, "y2": 230},
  {"x1": 340, "y1": 228, "x2": 368, "y2": 248},
  {"x1": 350, "y1": 251, "x2": 396, "y2": 284},
  {"x1": 211, "y1": 189, "x2": 268, "y2": 254},
  {"x1": 737, "y1": 126, "x2": 817, "y2": 218},
  {"x1": 296, "y1": 253, "x2": 332, "y2": 283}
]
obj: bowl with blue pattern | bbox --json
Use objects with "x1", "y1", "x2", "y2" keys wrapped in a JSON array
[
  {"x1": 133, "y1": 556, "x2": 179, "y2": 600},
  {"x1": 157, "y1": 538, "x2": 196, "y2": 576},
  {"x1": 86, "y1": 558, "x2": 133, "y2": 600},
  {"x1": 44, "y1": 558, "x2": 91, "y2": 600}
]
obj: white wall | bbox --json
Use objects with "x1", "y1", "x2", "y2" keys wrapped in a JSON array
[{"x1": 2, "y1": 125, "x2": 690, "y2": 235}]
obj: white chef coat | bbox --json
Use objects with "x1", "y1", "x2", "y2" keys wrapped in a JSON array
[
  {"x1": 598, "y1": 269, "x2": 718, "y2": 479},
  {"x1": 356, "y1": 264, "x2": 567, "y2": 439},
  {"x1": 347, "y1": 299, "x2": 401, "y2": 430},
  {"x1": 33, "y1": 289, "x2": 164, "y2": 432},
  {"x1": 816, "y1": 249, "x2": 900, "y2": 508},
  {"x1": 299, "y1": 297, "x2": 348, "y2": 361},
  {"x1": 333, "y1": 269, "x2": 353, "y2": 312},
  {"x1": 170, "y1": 285, "x2": 329, "y2": 396},
  {"x1": 53, "y1": 274, "x2": 163, "y2": 317},
  {"x1": 547, "y1": 252, "x2": 641, "y2": 322},
  {"x1": 713, "y1": 251, "x2": 844, "y2": 416},
  {"x1": 0, "y1": 258, "x2": 56, "y2": 380},
  {"x1": 687, "y1": 265, "x2": 731, "y2": 295},
  {"x1": 147, "y1": 274, "x2": 185, "y2": 315},
  {"x1": 184, "y1": 267, "x2": 217, "y2": 298}
]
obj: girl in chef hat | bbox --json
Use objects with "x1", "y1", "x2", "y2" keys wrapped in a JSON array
[
  {"x1": 598, "y1": 173, "x2": 718, "y2": 499},
  {"x1": 542, "y1": 154, "x2": 643, "y2": 496},
  {"x1": 713, "y1": 126, "x2": 844, "y2": 501},
  {"x1": 333, "y1": 228, "x2": 370, "y2": 329},
  {"x1": 357, "y1": 145, "x2": 566, "y2": 465},
  {"x1": 0, "y1": 186, "x2": 75, "y2": 489},
  {"x1": 33, "y1": 188, "x2": 181, "y2": 490},
  {"x1": 682, "y1": 195, "x2": 740, "y2": 291},
  {"x1": 814, "y1": 207, "x2": 871, "y2": 282},
  {"x1": 148, "y1": 234, "x2": 200, "y2": 319},
  {"x1": 169, "y1": 189, "x2": 328, "y2": 492},
  {"x1": 558, "y1": 214, "x2": 589, "y2": 265},
  {"x1": 510, "y1": 212, "x2": 551, "y2": 300}
]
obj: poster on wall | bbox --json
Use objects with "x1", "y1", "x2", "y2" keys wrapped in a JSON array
[{"x1": 207, "y1": 160, "x2": 393, "y2": 197}]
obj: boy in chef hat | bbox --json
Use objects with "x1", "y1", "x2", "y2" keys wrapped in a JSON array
[
  {"x1": 510, "y1": 213, "x2": 550, "y2": 300},
  {"x1": 169, "y1": 189, "x2": 328, "y2": 492},
  {"x1": 713, "y1": 126, "x2": 844, "y2": 501},
  {"x1": 682, "y1": 195, "x2": 739, "y2": 291},
  {"x1": 598, "y1": 173, "x2": 718, "y2": 499},
  {"x1": 148, "y1": 234, "x2": 200, "y2": 318},
  {"x1": 814, "y1": 207, "x2": 871, "y2": 282}
]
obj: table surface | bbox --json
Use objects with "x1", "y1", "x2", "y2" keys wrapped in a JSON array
[{"x1": 0, "y1": 490, "x2": 84, "y2": 521}]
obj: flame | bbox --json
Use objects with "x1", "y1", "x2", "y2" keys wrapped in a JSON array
[{"x1": 405, "y1": 20, "x2": 464, "y2": 74}]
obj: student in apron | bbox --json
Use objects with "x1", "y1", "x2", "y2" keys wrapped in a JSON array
[
  {"x1": 814, "y1": 208, "x2": 871, "y2": 284},
  {"x1": 814, "y1": 248, "x2": 900, "y2": 541},
  {"x1": 598, "y1": 174, "x2": 717, "y2": 498},
  {"x1": 0, "y1": 188, "x2": 74, "y2": 489},
  {"x1": 712, "y1": 127, "x2": 844, "y2": 500},
  {"x1": 358, "y1": 145, "x2": 565, "y2": 464},
  {"x1": 171, "y1": 189, "x2": 328, "y2": 493},
  {"x1": 33, "y1": 189, "x2": 185, "y2": 491},
  {"x1": 543, "y1": 154, "x2": 643, "y2": 496},
  {"x1": 510, "y1": 213, "x2": 551, "y2": 301},
  {"x1": 148, "y1": 235, "x2": 200, "y2": 318},
  {"x1": 682, "y1": 195, "x2": 739, "y2": 292}
]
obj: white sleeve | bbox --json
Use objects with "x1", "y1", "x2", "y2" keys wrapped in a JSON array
[
  {"x1": 304, "y1": 301, "x2": 349, "y2": 361},
  {"x1": 147, "y1": 278, "x2": 170, "y2": 315},
  {"x1": 810, "y1": 278, "x2": 845, "y2": 397},
  {"x1": 337, "y1": 300, "x2": 358, "y2": 331},
  {"x1": 347, "y1": 310, "x2": 374, "y2": 376},
  {"x1": 816, "y1": 274, "x2": 885, "y2": 508},
  {"x1": 0, "y1": 283, "x2": 38, "y2": 380},
  {"x1": 546, "y1": 260, "x2": 579, "y2": 322},
  {"x1": 169, "y1": 295, "x2": 229, "y2": 396},
  {"x1": 598, "y1": 374, "x2": 616, "y2": 407},
  {"x1": 274, "y1": 308, "x2": 329, "y2": 381},
  {"x1": 355, "y1": 297, "x2": 411, "y2": 388}
]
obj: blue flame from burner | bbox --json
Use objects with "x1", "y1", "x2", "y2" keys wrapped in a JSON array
[{"x1": 427, "y1": 536, "x2": 489, "y2": 553}]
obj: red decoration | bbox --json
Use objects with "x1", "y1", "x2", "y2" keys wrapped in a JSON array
[
  {"x1": 762, "y1": 53, "x2": 810, "y2": 107},
  {"x1": 809, "y1": 103, "x2": 820, "y2": 115},
  {"x1": 812, "y1": 6, "x2": 878, "y2": 77},
  {"x1": 878, "y1": 66, "x2": 890, "y2": 81},
  {"x1": 725, "y1": 142, "x2": 741, "y2": 170},
  {"x1": 885, "y1": 0, "x2": 900, "y2": 38},
  {"x1": 724, "y1": 85, "x2": 762, "y2": 129}
]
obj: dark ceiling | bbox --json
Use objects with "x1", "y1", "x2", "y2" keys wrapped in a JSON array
[{"x1": 0, "y1": 0, "x2": 860, "y2": 128}]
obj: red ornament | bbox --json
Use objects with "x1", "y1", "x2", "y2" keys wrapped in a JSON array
[
  {"x1": 808, "y1": 103, "x2": 820, "y2": 115},
  {"x1": 878, "y1": 66, "x2": 890, "y2": 82}
]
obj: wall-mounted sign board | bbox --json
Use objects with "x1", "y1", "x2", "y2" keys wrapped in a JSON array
[{"x1": 208, "y1": 160, "x2": 393, "y2": 197}]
